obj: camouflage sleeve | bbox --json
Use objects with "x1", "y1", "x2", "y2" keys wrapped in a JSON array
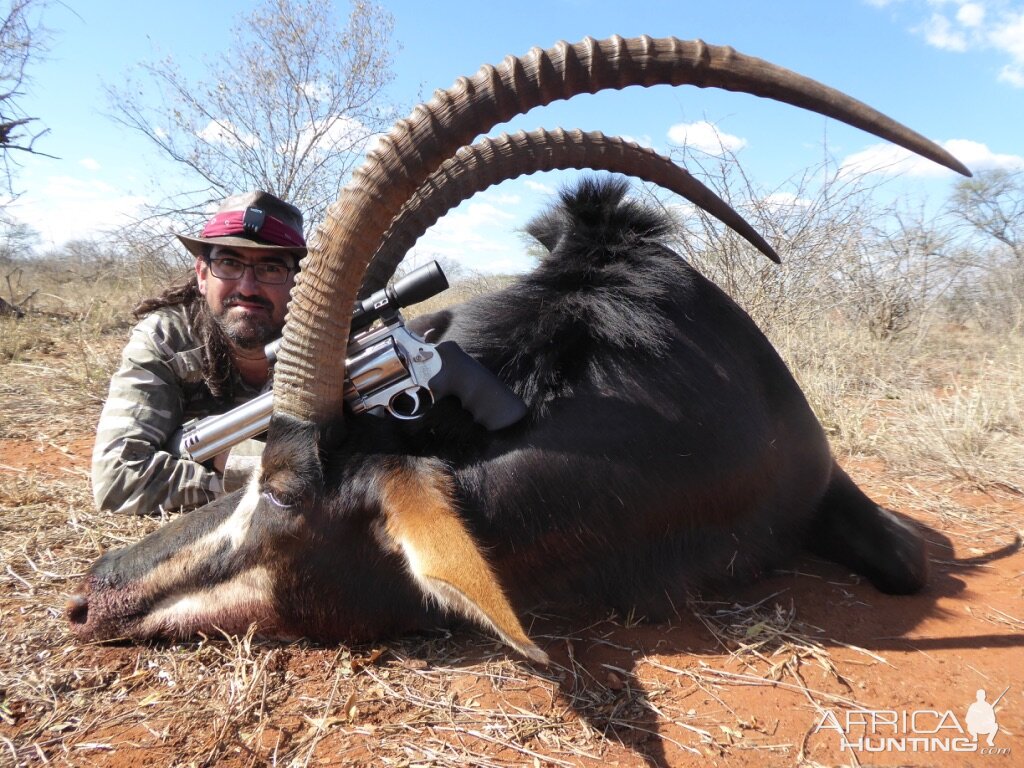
[
  {"x1": 222, "y1": 439, "x2": 264, "y2": 493},
  {"x1": 91, "y1": 316, "x2": 225, "y2": 515}
]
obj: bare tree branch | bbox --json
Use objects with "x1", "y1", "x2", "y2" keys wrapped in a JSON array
[
  {"x1": 948, "y1": 168, "x2": 1024, "y2": 261},
  {"x1": 0, "y1": 0, "x2": 54, "y2": 197},
  {"x1": 105, "y1": 0, "x2": 401, "y2": 237}
]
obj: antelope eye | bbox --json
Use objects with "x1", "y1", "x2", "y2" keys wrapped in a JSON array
[{"x1": 262, "y1": 490, "x2": 293, "y2": 509}]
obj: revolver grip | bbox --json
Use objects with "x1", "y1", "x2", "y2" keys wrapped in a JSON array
[{"x1": 428, "y1": 341, "x2": 527, "y2": 431}]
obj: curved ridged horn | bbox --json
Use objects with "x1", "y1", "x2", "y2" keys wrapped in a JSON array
[
  {"x1": 357, "y1": 128, "x2": 778, "y2": 299},
  {"x1": 273, "y1": 35, "x2": 970, "y2": 427}
]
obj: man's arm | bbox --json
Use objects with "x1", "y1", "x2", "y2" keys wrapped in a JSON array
[{"x1": 91, "y1": 315, "x2": 227, "y2": 515}]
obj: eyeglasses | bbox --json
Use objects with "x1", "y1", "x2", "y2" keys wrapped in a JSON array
[{"x1": 205, "y1": 256, "x2": 295, "y2": 285}]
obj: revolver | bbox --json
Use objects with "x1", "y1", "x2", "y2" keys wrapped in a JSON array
[{"x1": 176, "y1": 262, "x2": 527, "y2": 464}]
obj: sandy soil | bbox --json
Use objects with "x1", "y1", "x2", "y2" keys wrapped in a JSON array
[{"x1": 1, "y1": 433, "x2": 1021, "y2": 767}]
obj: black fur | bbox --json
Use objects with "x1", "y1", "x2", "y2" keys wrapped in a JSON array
[{"x1": 324, "y1": 177, "x2": 926, "y2": 623}]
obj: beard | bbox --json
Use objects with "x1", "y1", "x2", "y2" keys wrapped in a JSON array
[{"x1": 214, "y1": 295, "x2": 282, "y2": 350}]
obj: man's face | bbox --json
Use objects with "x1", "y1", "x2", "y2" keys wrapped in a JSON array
[{"x1": 196, "y1": 245, "x2": 297, "y2": 350}]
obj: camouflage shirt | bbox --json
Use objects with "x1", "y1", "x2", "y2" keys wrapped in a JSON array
[{"x1": 92, "y1": 304, "x2": 264, "y2": 515}]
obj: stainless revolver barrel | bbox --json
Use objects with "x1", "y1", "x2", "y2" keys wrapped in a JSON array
[{"x1": 179, "y1": 391, "x2": 273, "y2": 464}]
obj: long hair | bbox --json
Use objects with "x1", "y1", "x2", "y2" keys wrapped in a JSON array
[{"x1": 133, "y1": 272, "x2": 237, "y2": 401}]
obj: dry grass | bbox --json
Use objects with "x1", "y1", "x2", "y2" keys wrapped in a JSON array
[
  {"x1": 769, "y1": 316, "x2": 1024, "y2": 491},
  {"x1": 1, "y1": 258, "x2": 1022, "y2": 767}
]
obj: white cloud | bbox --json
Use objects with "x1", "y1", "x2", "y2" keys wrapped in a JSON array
[
  {"x1": 299, "y1": 80, "x2": 331, "y2": 102},
  {"x1": 666, "y1": 121, "x2": 747, "y2": 155},
  {"x1": 410, "y1": 191, "x2": 535, "y2": 274},
  {"x1": 79, "y1": 158, "x2": 101, "y2": 171},
  {"x1": 990, "y1": 10, "x2": 1024, "y2": 82},
  {"x1": 660, "y1": 199, "x2": 698, "y2": 221},
  {"x1": 762, "y1": 191, "x2": 813, "y2": 210},
  {"x1": 619, "y1": 134, "x2": 654, "y2": 149},
  {"x1": 417, "y1": 201, "x2": 510, "y2": 250},
  {"x1": 524, "y1": 179, "x2": 556, "y2": 194},
  {"x1": 944, "y1": 138, "x2": 1024, "y2": 169},
  {"x1": 290, "y1": 114, "x2": 368, "y2": 156},
  {"x1": 989, "y1": 8, "x2": 1024, "y2": 54},
  {"x1": 876, "y1": 1, "x2": 1024, "y2": 87},
  {"x1": 998, "y1": 62, "x2": 1024, "y2": 84},
  {"x1": 840, "y1": 138, "x2": 1024, "y2": 177},
  {"x1": 6, "y1": 175, "x2": 150, "y2": 247},
  {"x1": 363, "y1": 132, "x2": 385, "y2": 157},
  {"x1": 957, "y1": 2, "x2": 986, "y2": 26},
  {"x1": 427, "y1": 201, "x2": 515, "y2": 246},
  {"x1": 917, "y1": 13, "x2": 969, "y2": 50},
  {"x1": 196, "y1": 119, "x2": 260, "y2": 150}
]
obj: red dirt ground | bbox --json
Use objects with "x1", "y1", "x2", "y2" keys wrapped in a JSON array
[{"x1": 1, "y1": 437, "x2": 1021, "y2": 767}]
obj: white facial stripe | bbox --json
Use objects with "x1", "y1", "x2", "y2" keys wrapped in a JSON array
[
  {"x1": 140, "y1": 565, "x2": 276, "y2": 637},
  {"x1": 206, "y1": 469, "x2": 263, "y2": 552},
  {"x1": 137, "y1": 472, "x2": 264, "y2": 597}
]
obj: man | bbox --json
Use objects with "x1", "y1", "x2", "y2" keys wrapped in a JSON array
[
  {"x1": 966, "y1": 689, "x2": 1001, "y2": 747},
  {"x1": 92, "y1": 191, "x2": 306, "y2": 515}
]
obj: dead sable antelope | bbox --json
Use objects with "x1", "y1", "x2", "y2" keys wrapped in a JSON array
[{"x1": 69, "y1": 37, "x2": 970, "y2": 662}]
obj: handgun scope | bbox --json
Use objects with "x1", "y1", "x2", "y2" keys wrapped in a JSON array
[
  {"x1": 351, "y1": 260, "x2": 449, "y2": 332},
  {"x1": 265, "y1": 261, "x2": 449, "y2": 363}
]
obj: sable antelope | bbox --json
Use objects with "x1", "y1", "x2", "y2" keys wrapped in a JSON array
[{"x1": 69, "y1": 37, "x2": 969, "y2": 662}]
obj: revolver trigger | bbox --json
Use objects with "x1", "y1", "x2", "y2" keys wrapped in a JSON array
[{"x1": 387, "y1": 386, "x2": 434, "y2": 420}]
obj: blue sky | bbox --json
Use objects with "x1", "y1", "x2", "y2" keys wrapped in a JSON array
[{"x1": 7, "y1": 0, "x2": 1024, "y2": 272}]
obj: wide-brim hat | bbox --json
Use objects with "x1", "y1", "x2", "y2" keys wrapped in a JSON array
[{"x1": 176, "y1": 190, "x2": 307, "y2": 259}]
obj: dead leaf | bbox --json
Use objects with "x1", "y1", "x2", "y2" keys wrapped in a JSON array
[
  {"x1": 302, "y1": 714, "x2": 347, "y2": 731},
  {"x1": 744, "y1": 621, "x2": 768, "y2": 638},
  {"x1": 606, "y1": 671, "x2": 625, "y2": 690},
  {"x1": 343, "y1": 690, "x2": 358, "y2": 721},
  {"x1": 718, "y1": 724, "x2": 743, "y2": 742}
]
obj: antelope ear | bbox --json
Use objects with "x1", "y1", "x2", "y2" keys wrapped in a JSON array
[{"x1": 380, "y1": 464, "x2": 549, "y2": 665}]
